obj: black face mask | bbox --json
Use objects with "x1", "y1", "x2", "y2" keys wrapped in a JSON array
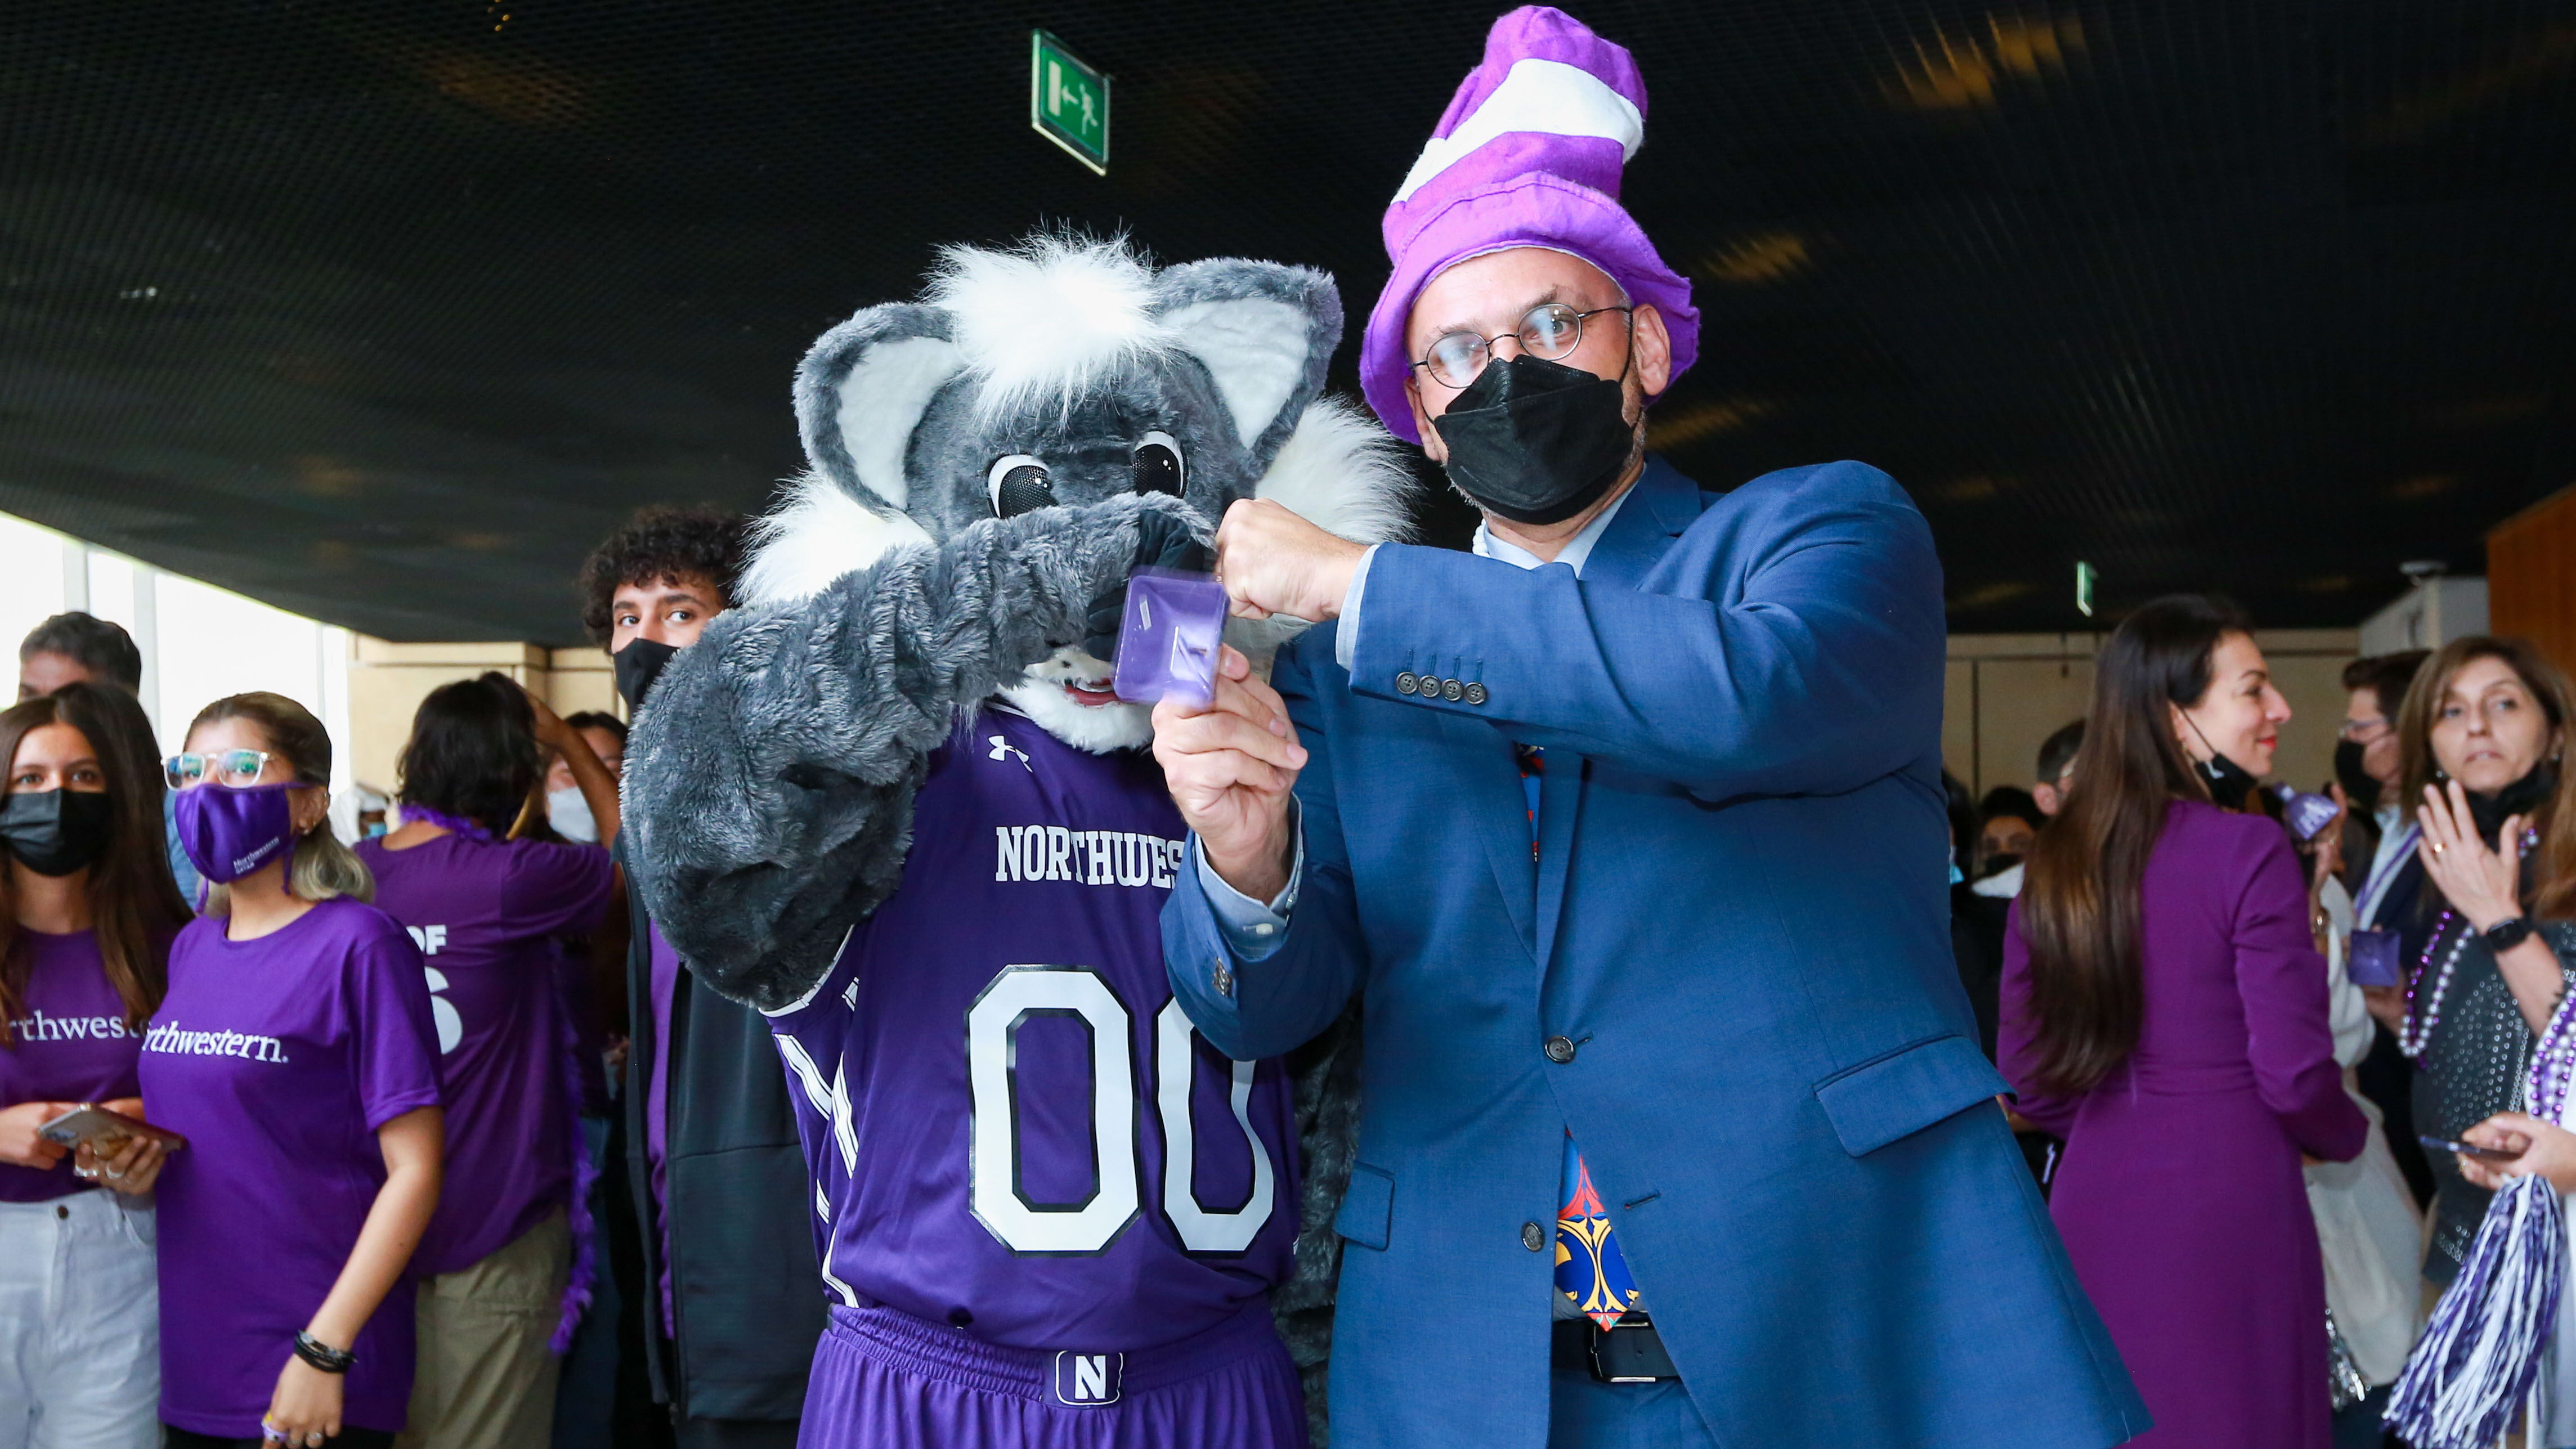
[
  {"x1": 615, "y1": 638, "x2": 680, "y2": 711},
  {"x1": 2198, "y1": 751, "x2": 2264, "y2": 811},
  {"x1": 2333, "y1": 738, "x2": 2381, "y2": 814},
  {"x1": 2464, "y1": 762, "x2": 2558, "y2": 846},
  {"x1": 0, "y1": 789, "x2": 115, "y2": 877},
  {"x1": 1432, "y1": 353, "x2": 1638, "y2": 526}
]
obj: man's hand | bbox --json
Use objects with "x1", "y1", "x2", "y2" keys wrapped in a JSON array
[
  {"x1": 1213, "y1": 500, "x2": 1367, "y2": 623},
  {"x1": 1153, "y1": 645, "x2": 1306, "y2": 903}
]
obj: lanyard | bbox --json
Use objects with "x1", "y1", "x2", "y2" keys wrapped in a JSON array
[{"x1": 2357, "y1": 821, "x2": 2421, "y2": 930}]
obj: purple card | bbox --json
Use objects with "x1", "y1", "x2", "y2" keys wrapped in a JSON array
[
  {"x1": 2277, "y1": 787, "x2": 2340, "y2": 841},
  {"x1": 2349, "y1": 928, "x2": 2403, "y2": 988},
  {"x1": 1113, "y1": 569, "x2": 1227, "y2": 706}
]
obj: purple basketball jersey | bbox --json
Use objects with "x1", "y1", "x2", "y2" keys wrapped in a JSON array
[{"x1": 767, "y1": 704, "x2": 1298, "y2": 1352}]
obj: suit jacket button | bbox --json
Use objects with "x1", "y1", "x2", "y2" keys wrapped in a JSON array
[
  {"x1": 1521, "y1": 1220, "x2": 1548, "y2": 1252},
  {"x1": 1441, "y1": 679, "x2": 1464, "y2": 701},
  {"x1": 1463, "y1": 683, "x2": 1487, "y2": 705},
  {"x1": 1395, "y1": 671, "x2": 1418, "y2": 695},
  {"x1": 1543, "y1": 1035, "x2": 1577, "y2": 1064}
]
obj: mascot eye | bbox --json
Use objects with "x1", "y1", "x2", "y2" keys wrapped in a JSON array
[
  {"x1": 987, "y1": 455, "x2": 1056, "y2": 518},
  {"x1": 1131, "y1": 432, "x2": 1185, "y2": 497}
]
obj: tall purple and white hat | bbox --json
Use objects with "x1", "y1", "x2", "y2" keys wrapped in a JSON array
[{"x1": 1359, "y1": 5, "x2": 1700, "y2": 444}]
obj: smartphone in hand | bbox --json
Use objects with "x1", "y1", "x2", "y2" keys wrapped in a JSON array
[
  {"x1": 38, "y1": 1103, "x2": 186, "y2": 1152},
  {"x1": 2420, "y1": 1133, "x2": 2519, "y2": 1164}
]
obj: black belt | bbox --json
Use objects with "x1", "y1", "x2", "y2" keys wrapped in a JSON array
[{"x1": 1549, "y1": 1310, "x2": 1680, "y2": 1384}]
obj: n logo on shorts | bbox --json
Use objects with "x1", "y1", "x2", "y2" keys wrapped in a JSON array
[{"x1": 1050, "y1": 1351, "x2": 1123, "y2": 1407}]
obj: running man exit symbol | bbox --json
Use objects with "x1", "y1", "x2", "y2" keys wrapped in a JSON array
[{"x1": 1030, "y1": 30, "x2": 1110, "y2": 174}]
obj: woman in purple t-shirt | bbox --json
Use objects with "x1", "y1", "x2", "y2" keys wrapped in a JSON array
[
  {"x1": 148, "y1": 692, "x2": 445, "y2": 1449},
  {"x1": 0, "y1": 683, "x2": 194, "y2": 1448},
  {"x1": 353, "y1": 672, "x2": 620, "y2": 1449}
]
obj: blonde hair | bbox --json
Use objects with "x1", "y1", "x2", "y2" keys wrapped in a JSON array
[{"x1": 186, "y1": 692, "x2": 374, "y2": 912}]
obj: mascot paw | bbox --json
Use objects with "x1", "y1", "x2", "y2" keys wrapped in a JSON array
[{"x1": 1082, "y1": 503, "x2": 1213, "y2": 663}]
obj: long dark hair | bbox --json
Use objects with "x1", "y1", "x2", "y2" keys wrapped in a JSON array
[
  {"x1": 2395, "y1": 635, "x2": 2576, "y2": 919},
  {"x1": 398, "y1": 672, "x2": 544, "y2": 838},
  {"x1": 2018, "y1": 595, "x2": 2251, "y2": 1094},
  {"x1": 0, "y1": 684, "x2": 192, "y2": 1043}
]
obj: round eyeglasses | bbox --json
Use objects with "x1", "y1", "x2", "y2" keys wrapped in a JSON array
[
  {"x1": 164, "y1": 749, "x2": 271, "y2": 791},
  {"x1": 1410, "y1": 303, "x2": 1633, "y2": 390}
]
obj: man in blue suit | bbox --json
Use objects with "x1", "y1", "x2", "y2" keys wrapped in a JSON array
[{"x1": 1153, "y1": 10, "x2": 2147, "y2": 1447}]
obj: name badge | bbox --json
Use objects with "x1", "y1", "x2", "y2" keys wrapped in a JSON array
[
  {"x1": 2350, "y1": 928, "x2": 2404, "y2": 988},
  {"x1": 1051, "y1": 1350, "x2": 1125, "y2": 1407}
]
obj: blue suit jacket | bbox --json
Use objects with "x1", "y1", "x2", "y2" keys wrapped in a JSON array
[{"x1": 1167, "y1": 458, "x2": 2147, "y2": 1447}]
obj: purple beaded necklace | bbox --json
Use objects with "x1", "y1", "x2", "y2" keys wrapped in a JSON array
[
  {"x1": 2403, "y1": 823, "x2": 2547, "y2": 1064},
  {"x1": 2530, "y1": 1000, "x2": 2576, "y2": 1127},
  {"x1": 2400, "y1": 909, "x2": 2471, "y2": 1061}
]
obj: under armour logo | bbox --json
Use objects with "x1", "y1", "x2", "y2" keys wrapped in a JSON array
[
  {"x1": 1051, "y1": 1351, "x2": 1123, "y2": 1406},
  {"x1": 988, "y1": 735, "x2": 1032, "y2": 771}
]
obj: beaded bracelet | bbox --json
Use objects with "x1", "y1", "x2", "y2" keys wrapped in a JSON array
[{"x1": 292, "y1": 1331, "x2": 356, "y2": 1374}]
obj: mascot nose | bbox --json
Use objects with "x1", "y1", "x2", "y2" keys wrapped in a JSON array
[{"x1": 988, "y1": 456, "x2": 1056, "y2": 518}]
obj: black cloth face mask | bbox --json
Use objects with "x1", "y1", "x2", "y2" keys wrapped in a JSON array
[
  {"x1": 2333, "y1": 738, "x2": 2381, "y2": 814},
  {"x1": 615, "y1": 637, "x2": 680, "y2": 711},
  {"x1": 2199, "y1": 752, "x2": 2263, "y2": 810},
  {"x1": 0, "y1": 789, "x2": 115, "y2": 877},
  {"x1": 1431, "y1": 353, "x2": 1638, "y2": 526},
  {"x1": 2181, "y1": 714, "x2": 2264, "y2": 811},
  {"x1": 2463, "y1": 761, "x2": 2557, "y2": 845}
]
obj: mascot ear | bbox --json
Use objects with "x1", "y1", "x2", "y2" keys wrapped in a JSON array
[
  {"x1": 1151, "y1": 261, "x2": 1341, "y2": 468},
  {"x1": 746, "y1": 302, "x2": 956, "y2": 608},
  {"x1": 791, "y1": 302, "x2": 963, "y2": 511}
]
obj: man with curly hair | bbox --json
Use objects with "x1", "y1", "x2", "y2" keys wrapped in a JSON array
[{"x1": 580, "y1": 505, "x2": 822, "y2": 1449}]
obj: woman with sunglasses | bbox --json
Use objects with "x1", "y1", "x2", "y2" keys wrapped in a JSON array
[
  {"x1": 353, "y1": 674, "x2": 619, "y2": 1449},
  {"x1": 146, "y1": 693, "x2": 444, "y2": 1449},
  {"x1": 0, "y1": 682, "x2": 192, "y2": 1448}
]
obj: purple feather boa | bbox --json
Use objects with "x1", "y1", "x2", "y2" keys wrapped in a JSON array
[
  {"x1": 396, "y1": 802, "x2": 499, "y2": 842},
  {"x1": 550, "y1": 986, "x2": 598, "y2": 1354}
]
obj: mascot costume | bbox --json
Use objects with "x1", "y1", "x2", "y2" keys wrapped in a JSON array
[{"x1": 625, "y1": 235, "x2": 1404, "y2": 1447}]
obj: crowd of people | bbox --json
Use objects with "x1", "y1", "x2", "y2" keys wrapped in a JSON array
[
  {"x1": 8, "y1": 6, "x2": 2576, "y2": 1449},
  {"x1": 1938, "y1": 621, "x2": 2576, "y2": 1447},
  {"x1": 0, "y1": 501, "x2": 847, "y2": 1449},
  {"x1": 8, "y1": 541, "x2": 2556, "y2": 1449}
]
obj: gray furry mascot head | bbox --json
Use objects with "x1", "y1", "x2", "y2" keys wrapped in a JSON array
[
  {"x1": 624, "y1": 234, "x2": 1396, "y2": 1443},
  {"x1": 626, "y1": 232, "x2": 1409, "y2": 1008},
  {"x1": 734, "y1": 234, "x2": 1412, "y2": 753}
]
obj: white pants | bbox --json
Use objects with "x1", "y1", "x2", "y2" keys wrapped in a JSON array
[{"x1": 0, "y1": 1190, "x2": 159, "y2": 1449}]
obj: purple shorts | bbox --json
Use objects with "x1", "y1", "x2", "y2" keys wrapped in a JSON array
[{"x1": 797, "y1": 1300, "x2": 1307, "y2": 1449}]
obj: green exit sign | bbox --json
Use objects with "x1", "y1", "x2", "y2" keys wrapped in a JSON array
[{"x1": 1030, "y1": 30, "x2": 1110, "y2": 175}]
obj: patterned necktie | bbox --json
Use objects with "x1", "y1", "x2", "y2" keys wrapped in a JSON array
[{"x1": 1518, "y1": 743, "x2": 1642, "y2": 1330}]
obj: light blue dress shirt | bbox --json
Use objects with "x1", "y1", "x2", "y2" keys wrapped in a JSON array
[{"x1": 1195, "y1": 487, "x2": 1637, "y2": 954}]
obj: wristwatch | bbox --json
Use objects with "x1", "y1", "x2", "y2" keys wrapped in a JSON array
[{"x1": 2484, "y1": 916, "x2": 2537, "y2": 954}]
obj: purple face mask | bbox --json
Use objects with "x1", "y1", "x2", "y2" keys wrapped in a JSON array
[{"x1": 173, "y1": 781, "x2": 298, "y2": 884}]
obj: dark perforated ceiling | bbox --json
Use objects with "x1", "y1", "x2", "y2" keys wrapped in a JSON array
[{"x1": 3, "y1": 1, "x2": 2572, "y2": 641}]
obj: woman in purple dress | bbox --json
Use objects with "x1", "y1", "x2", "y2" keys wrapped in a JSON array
[{"x1": 2001, "y1": 595, "x2": 2367, "y2": 1447}]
